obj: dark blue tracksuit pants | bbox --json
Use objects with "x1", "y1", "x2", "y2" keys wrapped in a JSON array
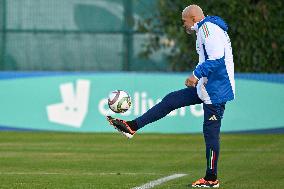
[{"x1": 135, "y1": 87, "x2": 225, "y2": 176}]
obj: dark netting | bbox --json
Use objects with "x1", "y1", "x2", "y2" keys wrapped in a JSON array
[
  {"x1": 1, "y1": 0, "x2": 167, "y2": 71},
  {"x1": 0, "y1": 0, "x2": 4, "y2": 68},
  {"x1": 6, "y1": 33, "x2": 123, "y2": 71},
  {"x1": 6, "y1": 0, "x2": 124, "y2": 31}
]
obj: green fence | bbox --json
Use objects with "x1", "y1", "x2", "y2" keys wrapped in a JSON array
[{"x1": 0, "y1": 0, "x2": 169, "y2": 71}]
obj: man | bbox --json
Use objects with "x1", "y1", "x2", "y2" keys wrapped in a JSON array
[{"x1": 107, "y1": 4, "x2": 235, "y2": 188}]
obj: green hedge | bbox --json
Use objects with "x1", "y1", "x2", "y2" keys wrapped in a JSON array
[{"x1": 139, "y1": 0, "x2": 284, "y2": 73}]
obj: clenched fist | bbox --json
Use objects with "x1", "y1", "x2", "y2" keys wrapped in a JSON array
[{"x1": 185, "y1": 75, "x2": 198, "y2": 87}]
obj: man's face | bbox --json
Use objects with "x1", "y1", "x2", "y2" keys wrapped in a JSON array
[{"x1": 182, "y1": 15, "x2": 195, "y2": 34}]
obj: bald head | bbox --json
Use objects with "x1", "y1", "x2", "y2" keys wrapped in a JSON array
[
  {"x1": 182, "y1": 5, "x2": 204, "y2": 21},
  {"x1": 182, "y1": 5, "x2": 205, "y2": 34}
]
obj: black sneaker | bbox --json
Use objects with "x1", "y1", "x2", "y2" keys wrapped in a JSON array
[{"x1": 106, "y1": 116, "x2": 136, "y2": 139}]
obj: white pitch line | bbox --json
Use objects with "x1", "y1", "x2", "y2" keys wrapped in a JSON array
[
  {"x1": 0, "y1": 172, "x2": 162, "y2": 176},
  {"x1": 132, "y1": 173, "x2": 187, "y2": 189}
]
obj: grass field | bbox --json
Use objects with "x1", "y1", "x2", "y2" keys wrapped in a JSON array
[{"x1": 0, "y1": 132, "x2": 283, "y2": 189}]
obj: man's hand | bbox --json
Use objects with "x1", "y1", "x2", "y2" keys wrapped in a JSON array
[{"x1": 185, "y1": 75, "x2": 198, "y2": 87}]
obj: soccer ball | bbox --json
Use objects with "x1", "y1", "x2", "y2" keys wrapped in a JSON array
[{"x1": 108, "y1": 90, "x2": 131, "y2": 113}]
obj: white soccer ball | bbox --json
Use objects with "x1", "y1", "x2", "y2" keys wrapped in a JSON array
[{"x1": 108, "y1": 90, "x2": 131, "y2": 113}]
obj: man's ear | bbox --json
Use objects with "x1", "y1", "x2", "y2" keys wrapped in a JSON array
[{"x1": 192, "y1": 16, "x2": 197, "y2": 23}]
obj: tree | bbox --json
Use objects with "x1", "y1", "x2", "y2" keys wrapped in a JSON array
[{"x1": 139, "y1": 0, "x2": 284, "y2": 73}]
